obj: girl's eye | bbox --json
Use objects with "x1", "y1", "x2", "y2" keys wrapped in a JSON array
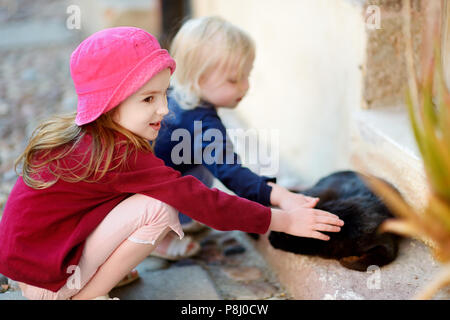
[
  {"x1": 143, "y1": 96, "x2": 154, "y2": 103},
  {"x1": 228, "y1": 79, "x2": 238, "y2": 84}
]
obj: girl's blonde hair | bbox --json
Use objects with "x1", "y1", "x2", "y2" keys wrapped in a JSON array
[
  {"x1": 170, "y1": 16, "x2": 255, "y2": 109},
  {"x1": 16, "y1": 110, "x2": 152, "y2": 189}
]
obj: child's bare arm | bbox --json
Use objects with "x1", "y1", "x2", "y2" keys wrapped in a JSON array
[{"x1": 269, "y1": 208, "x2": 344, "y2": 241}]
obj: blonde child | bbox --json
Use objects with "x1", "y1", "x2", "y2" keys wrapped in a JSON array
[
  {"x1": 0, "y1": 27, "x2": 343, "y2": 300},
  {"x1": 154, "y1": 16, "x2": 330, "y2": 258}
]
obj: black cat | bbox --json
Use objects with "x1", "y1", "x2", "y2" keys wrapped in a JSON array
[{"x1": 267, "y1": 171, "x2": 401, "y2": 271}]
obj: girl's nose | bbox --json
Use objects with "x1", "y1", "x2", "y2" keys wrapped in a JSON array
[{"x1": 157, "y1": 100, "x2": 169, "y2": 116}]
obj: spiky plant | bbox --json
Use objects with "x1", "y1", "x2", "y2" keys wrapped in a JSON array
[{"x1": 365, "y1": 0, "x2": 450, "y2": 299}]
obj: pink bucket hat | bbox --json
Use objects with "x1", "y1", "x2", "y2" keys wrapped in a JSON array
[{"x1": 70, "y1": 27, "x2": 176, "y2": 126}]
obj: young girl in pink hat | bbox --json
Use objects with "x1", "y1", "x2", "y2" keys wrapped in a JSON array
[{"x1": 0, "y1": 26, "x2": 343, "y2": 300}]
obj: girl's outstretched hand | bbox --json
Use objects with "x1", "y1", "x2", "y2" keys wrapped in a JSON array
[{"x1": 269, "y1": 208, "x2": 344, "y2": 241}]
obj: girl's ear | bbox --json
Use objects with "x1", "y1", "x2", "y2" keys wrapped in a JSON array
[
  {"x1": 108, "y1": 107, "x2": 120, "y2": 123},
  {"x1": 198, "y1": 71, "x2": 208, "y2": 86}
]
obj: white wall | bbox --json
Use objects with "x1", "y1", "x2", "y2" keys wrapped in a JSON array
[{"x1": 191, "y1": 0, "x2": 366, "y2": 185}]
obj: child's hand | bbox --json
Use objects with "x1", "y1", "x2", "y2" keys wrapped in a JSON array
[
  {"x1": 269, "y1": 208, "x2": 344, "y2": 241},
  {"x1": 279, "y1": 192, "x2": 319, "y2": 210},
  {"x1": 269, "y1": 182, "x2": 319, "y2": 210}
]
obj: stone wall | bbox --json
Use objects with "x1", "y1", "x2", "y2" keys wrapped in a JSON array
[{"x1": 362, "y1": 0, "x2": 424, "y2": 109}]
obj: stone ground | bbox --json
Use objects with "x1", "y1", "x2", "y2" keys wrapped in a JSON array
[
  {"x1": 0, "y1": 229, "x2": 291, "y2": 300},
  {"x1": 0, "y1": 0, "x2": 291, "y2": 301}
]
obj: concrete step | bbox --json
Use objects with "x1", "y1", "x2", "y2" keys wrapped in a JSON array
[
  {"x1": 349, "y1": 105, "x2": 429, "y2": 210},
  {"x1": 254, "y1": 105, "x2": 450, "y2": 299},
  {"x1": 254, "y1": 233, "x2": 450, "y2": 300}
]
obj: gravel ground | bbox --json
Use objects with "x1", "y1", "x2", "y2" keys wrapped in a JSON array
[{"x1": 0, "y1": 0, "x2": 82, "y2": 215}]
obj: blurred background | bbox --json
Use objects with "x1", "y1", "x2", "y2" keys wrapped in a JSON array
[{"x1": 0, "y1": 0, "x2": 448, "y2": 216}]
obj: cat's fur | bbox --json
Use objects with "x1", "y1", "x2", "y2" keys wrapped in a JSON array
[{"x1": 268, "y1": 171, "x2": 401, "y2": 271}]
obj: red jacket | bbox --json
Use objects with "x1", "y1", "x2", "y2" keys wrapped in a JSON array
[{"x1": 0, "y1": 133, "x2": 271, "y2": 292}]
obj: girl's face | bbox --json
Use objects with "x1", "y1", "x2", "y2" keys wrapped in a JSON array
[
  {"x1": 199, "y1": 57, "x2": 253, "y2": 109},
  {"x1": 112, "y1": 68, "x2": 171, "y2": 141}
]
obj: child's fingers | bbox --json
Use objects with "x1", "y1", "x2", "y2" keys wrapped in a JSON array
[
  {"x1": 310, "y1": 231, "x2": 330, "y2": 241},
  {"x1": 315, "y1": 212, "x2": 344, "y2": 226},
  {"x1": 301, "y1": 197, "x2": 319, "y2": 208},
  {"x1": 314, "y1": 209, "x2": 340, "y2": 219},
  {"x1": 306, "y1": 196, "x2": 319, "y2": 202},
  {"x1": 314, "y1": 224, "x2": 341, "y2": 233},
  {"x1": 302, "y1": 201, "x2": 318, "y2": 208}
]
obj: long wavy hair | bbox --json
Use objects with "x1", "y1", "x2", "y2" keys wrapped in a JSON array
[{"x1": 15, "y1": 110, "x2": 153, "y2": 189}]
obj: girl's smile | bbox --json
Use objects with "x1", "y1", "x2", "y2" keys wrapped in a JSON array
[{"x1": 149, "y1": 121, "x2": 161, "y2": 131}]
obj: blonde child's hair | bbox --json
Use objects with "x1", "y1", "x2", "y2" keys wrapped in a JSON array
[
  {"x1": 169, "y1": 16, "x2": 255, "y2": 109},
  {"x1": 16, "y1": 110, "x2": 152, "y2": 189}
]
